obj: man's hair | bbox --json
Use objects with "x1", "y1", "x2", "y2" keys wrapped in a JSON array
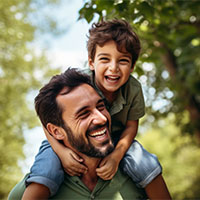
[
  {"x1": 35, "y1": 68, "x2": 92, "y2": 128},
  {"x1": 87, "y1": 19, "x2": 141, "y2": 65}
]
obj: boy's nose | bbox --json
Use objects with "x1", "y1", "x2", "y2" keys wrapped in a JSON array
[{"x1": 109, "y1": 61, "x2": 119, "y2": 72}]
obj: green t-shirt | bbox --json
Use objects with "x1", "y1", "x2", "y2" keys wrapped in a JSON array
[{"x1": 8, "y1": 170, "x2": 146, "y2": 200}]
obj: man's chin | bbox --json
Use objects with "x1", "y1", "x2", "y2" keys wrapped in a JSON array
[{"x1": 94, "y1": 142, "x2": 114, "y2": 158}]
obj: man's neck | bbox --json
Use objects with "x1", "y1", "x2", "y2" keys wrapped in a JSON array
[
  {"x1": 80, "y1": 154, "x2": 101, "y2": 191},
  {"x1": 63, "y1": 142, "x2": 102, "y2": 191}
]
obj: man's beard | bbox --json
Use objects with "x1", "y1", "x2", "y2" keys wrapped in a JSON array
[{"x1": 63, "y1": 123, "x2": 114, "y2": 158}]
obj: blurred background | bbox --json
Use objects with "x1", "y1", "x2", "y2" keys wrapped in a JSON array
[{"x1": 1, "y1": 0, "x2": 200, "y2": 199}]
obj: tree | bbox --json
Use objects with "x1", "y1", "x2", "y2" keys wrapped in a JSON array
[
  {"x1": 137, "y1": 115, "x2": 200, "y2": 199},
  {"x1": 79, "y1": 0, "x2": 200, "y2": 139},
  {"x1": 0, "y1": 0, "x2": 60, "y2": 198}
]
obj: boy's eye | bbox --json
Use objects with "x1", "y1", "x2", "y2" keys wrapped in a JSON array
[
  {"x1": 99, "y1": 57, "x2": 109, "y2": 62},
  {"x1": 119, "y1": 58, "x2": 130, "y2": 64}
]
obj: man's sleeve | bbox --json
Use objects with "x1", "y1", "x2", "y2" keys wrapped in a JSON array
[{"x1": 8, "y1": 174, "x2": 28, "y2": 200}]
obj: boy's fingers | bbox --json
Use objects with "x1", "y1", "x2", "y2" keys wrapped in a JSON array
[
  {"x1": 66, "y1": 169, "x2": 81, "y2": 177},
  {"x1": 71, "y1": 152, "x2": 84, "y2": 162},
  {"x1": 96, "y1": 164, "x2": 109, "y2": 173},
  {"x1": 65, "y1": 166, "x2": 87, "y2": 176},
  {"x1": 70, "y1": 164, "x2": 88, "y2": 174},
  {"x1": 76, "y1": 165, "x2": 88, "y2": 174},
  {"x1": 97, "y1": 171, "x2": 115, "y2": 180},
  {"x1": 99, "y1": 159, "x2": 107, "y2": 167}
]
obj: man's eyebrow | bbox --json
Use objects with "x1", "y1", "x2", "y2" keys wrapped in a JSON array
[
  {"x1": 75, "y1": 106, "x2": 89, "y2": 116},
  {"x1": 75, "y1": 98, "x2": 105, "y2": 116},
  {"x1": 97, "y1": 98, "x2": 105, "y2": 104}
]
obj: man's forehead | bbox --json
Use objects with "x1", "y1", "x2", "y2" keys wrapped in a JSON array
[{"x1": 56, "y1": 84, "x2": 101, "y2": 110}]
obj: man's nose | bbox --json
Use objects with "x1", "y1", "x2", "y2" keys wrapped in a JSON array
[{"x1": 92, "y1": 109, "x2": 107, "y2": 125}]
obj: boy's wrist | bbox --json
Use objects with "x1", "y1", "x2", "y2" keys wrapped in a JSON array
[{"x1": 111, "y1": 148, "x2": 124, "y2": 164}]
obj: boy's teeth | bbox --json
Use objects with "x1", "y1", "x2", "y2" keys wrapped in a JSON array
[
  {"x1": 90, "y1": 128, "x2": 106, "y2": 137},
  {"x1": 106, "y1": 76, "x2": 120, "y2": 81}
]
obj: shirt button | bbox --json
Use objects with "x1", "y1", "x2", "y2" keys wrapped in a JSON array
[{"x1": 90, "y1": 194, "x2": 95, "y2": 200}]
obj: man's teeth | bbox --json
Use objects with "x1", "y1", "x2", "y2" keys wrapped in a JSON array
[{"x1": 90, "y1": 128, "x2": 106, "y2": 137}]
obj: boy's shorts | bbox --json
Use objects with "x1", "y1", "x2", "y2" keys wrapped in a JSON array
[
  {"x1": 120, "y1": 140, "x2": 162, "y2": 188},
  {"x1": 26, "y1": 140, "x2": 162, "y2": 196}
]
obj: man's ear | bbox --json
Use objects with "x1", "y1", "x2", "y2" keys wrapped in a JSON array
[
  {"x1": 46, "y1": 123, "x2": 65, "y2": 140},
  {"x1": 88, "y1": 57, "x2": 94, "y2": 70}
]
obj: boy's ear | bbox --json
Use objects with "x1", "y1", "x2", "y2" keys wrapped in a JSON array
[
  {"x1": 88, "y1": 57, "x2": 94, "y2": 70},
  {"x1": 46, "y1": 123, "x2": 65, "y2": 140}
]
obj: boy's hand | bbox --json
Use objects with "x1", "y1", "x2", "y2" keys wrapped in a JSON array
[
  {"x1": 96, "y1": 153, "x2": 119, "y2": 180},
  {"x1": 43, "y1": 126, "x2": 88, "y2": 176},
  {"x1": 60, "y1": 147, "x2": 88, "y2": 176}
]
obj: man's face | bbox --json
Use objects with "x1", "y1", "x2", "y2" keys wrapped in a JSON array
[{"x1": 56, "y1": 84, "x2": 114, "y2": 158}]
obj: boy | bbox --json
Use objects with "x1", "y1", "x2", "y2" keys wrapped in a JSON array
[{"x1": 22, "y1": 19, "x2": 171, "y2": 199}]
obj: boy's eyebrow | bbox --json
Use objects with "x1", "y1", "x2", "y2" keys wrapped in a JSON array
[
  {"x1": 97, "y1": 53, "x2": 109, "y2": 57},
  {"x1": 97, "y1": 53, "x2": 132, "y2": 59}
]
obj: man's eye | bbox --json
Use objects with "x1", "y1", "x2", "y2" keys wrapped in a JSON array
[
  {"x1": 79, "y1": 111, "x2": 90, "y2": 119},
  {"x1": 97, "y1": 104, "x2": 105, "y2": 111}
]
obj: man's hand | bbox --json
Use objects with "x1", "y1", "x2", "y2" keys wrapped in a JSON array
[
  {"x1": 61, "y1": 147, "x2": 88, "y2": 176},
  {"x1": 96, "y1": 153, "x2": 119, "y2": 180}
]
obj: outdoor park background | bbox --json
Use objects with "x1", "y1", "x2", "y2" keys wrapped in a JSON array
[{"x1": 1, "y1": 0, "x2": 200, "y2": 199}]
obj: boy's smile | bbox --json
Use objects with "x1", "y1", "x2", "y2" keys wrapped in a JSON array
[{"x1": 89, "y1": 40, "x2": 134, "y2": 102}]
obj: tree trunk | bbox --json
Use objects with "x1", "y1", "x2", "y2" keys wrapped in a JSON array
[{"x1": 162, "y1": 47, "x2": 200, "y2": 140}]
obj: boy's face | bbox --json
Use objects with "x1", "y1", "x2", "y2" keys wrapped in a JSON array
[{"x1": 89, "y1": 40, "x2": 134, "y2": 96}]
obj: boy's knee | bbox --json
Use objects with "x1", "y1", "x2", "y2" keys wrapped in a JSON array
[{"x1": 121, "y1": 140, "x2": 162, "y2": 188}]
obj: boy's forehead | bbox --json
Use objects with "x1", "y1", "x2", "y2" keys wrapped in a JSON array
[{"x1": 96, "y1": 40, "x2": 131, "y2": 56}]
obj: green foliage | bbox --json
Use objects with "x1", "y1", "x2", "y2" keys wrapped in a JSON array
[
  {"x1": 79, "y1": 0, "x2": 200, "y2": 137},
  {"x1": 0, "y1": 0, "x2": 60, "y2": 198},
  {"x1": 137, "y1": 115, "x2": 200, "y2": 199}
]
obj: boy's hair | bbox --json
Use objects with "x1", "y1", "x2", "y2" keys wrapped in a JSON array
[
  {"x1": 87, "y1": 19, "x2": 141, "y2": 65},
  {"x1": 35, "y1": 68, "x2": 92, "y2": 128}
]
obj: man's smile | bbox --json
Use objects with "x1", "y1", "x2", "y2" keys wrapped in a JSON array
[{"x1": 88, "y1": 127, "x2": 107, "y2": 138}]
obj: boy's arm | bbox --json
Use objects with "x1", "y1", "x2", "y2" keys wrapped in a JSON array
[
  {"x1": 43, "y1": 127, "x2": 88, "y2": 176},
  {"x1": 113, "y1": 120, "x2": 138, "y2": 162},
  {"x1": 96, "y1": 120, "x2": 138, "y2": 180},
  {"x1": 22, "y1": 183, "x2": 50, "y2": 200}
]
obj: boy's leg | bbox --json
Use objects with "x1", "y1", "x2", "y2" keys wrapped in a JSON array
[
  {"x1": 26, "y1": 140, "x2": 64, "y2": 197},
  {"x1": 120, "y1": 140, "x2": 171, "y2": 199},
  {"x1": 120, "y1": 140, "x2": 162, "y2": 188}
]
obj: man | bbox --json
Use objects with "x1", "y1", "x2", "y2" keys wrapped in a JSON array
[{"x1": 8, "y1": 68, "x2": 146, "y2": 199}]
